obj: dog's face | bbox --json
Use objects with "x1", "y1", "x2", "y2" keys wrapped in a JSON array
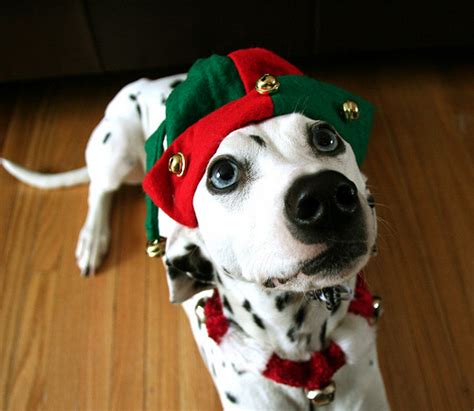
[{"x1": 187, "y1": 113, "x2": 376, "y2": 293}]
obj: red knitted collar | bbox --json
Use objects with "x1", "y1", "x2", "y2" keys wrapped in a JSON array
[{"x1": 203, "y1": 273, "x2": 375, "y2": 391}]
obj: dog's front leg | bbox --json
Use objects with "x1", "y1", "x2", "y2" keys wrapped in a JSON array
[{"x1": 76, "y1": 183, "x2": 113, "y2": 275}]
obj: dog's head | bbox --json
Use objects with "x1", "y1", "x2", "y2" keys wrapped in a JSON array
[
  {"x1": 143, "y1": 48, "x2": 377, "y2": 302},
  {"x1": 164, "y1": 112, "x2": 376, "y2": 301}
]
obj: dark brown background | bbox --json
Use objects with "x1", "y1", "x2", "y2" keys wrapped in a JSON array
[{"x1": 1, "y1": 0, "x2": 473, "y2": 82}]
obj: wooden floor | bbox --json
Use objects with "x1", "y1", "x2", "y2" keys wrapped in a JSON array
[{"x1": 0, "y1": 58, "x2": 473, "y2": 411}]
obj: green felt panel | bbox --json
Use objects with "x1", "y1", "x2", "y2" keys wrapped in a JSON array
[
  {"x1": 272, "y1": 75, "x2": 374, "y2": 165},
  {"x1": 144, "y1": 121, "x2": 166, "y2": 240},
  {"x1": 164, "y1": 55, "x2": 246, "y2": 146}
]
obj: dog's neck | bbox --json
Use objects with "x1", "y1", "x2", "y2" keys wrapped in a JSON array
[{"x1": 215, "y1": 271, "x2": 356, "y2": 361}]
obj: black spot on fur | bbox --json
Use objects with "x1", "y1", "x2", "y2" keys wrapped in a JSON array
[
  {"x1": 319, "y1": 320, "x2": 327, "y2": 347},
  {"x1": 227, "y1": 318, "x2": 242, "y2": 331},
  {"x1": 232, "y1": 363, "x2": 246, "y2": 375},
  {"x1": 222, "y1": 295, "x2": 234, "y2": 314},
  {"x1": 170, "y1": 245, "x2": 215, "y2": 283},
  {"x1": 263, "y1": 279, "x2": 276, "y2": 288},
  {"x1": 287, "y1": 326, "x2": 296, "y2": 342},
  {"x1": 222, "y1": 361, "x2": 226, "y2": 368},
  {"x1": 102, "y1": 132, "x2": 111, "y2": 144},
  {"x1": 331, "y1": 298, "x2": 342, "y2": 315},
  {"x1": 171, "y1": 79, "x2": 183, "y2": 88},
  {"x1": 216, "y1": 273, "x2": 223, "y2": 285},
  {"x1": 225, "y1": 392, "x2": 238, "y2": 404},
  {"x1": 294, "y1": 305, "x2": 306, "y2": 328},
  {"x1": 167, "y1": 266, "x2": 182, "y2": 280},
  {"x1": 161, "y1": 95, "x2": 167, "y2": 105},
  {"x1": 275, "y1": 293, "x2": 291, "y2": 311},
  {"x1": 249, "y1": 134, "x2": 267, "y2": 147},
  {"x1": 211, "y1": 363, "x2": 216, "y2": 377},
  {"x1": 128, "y1": 93, "x2": 137, "y2": 101},
  {"x1": 243, "y1": 299, "x2": 252, "y2": 312},
  {"x1": 193, "y1": 280, "x2": 211, "y2": 289},
  {"x1": 252, "y1": 314, "x2": 265, "y2": 329},
  {"x1": 136, "y1": 103, "x2": 142, "y2": 118},
  {"x1": 369, "y1": 359, "x2": 374, "y2": 367},
  {"x1": 367, "y1": 194, "x2": 376, "y2": 208}
]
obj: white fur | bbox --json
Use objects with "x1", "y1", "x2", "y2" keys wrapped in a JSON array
[
  {"x1": 331, "y1": 314, "x2": 376, "y2": 365},
  {"x1": 0, "y1": 158, "x2": 89, "y2": 188},
  {"x1": 193, "y1": 114, "x2": 376, "y2": 291}
]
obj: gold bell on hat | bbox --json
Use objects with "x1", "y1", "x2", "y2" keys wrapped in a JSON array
[
  {"x1": 255, "y1": 74, "x2": 280, "y2": 95},
  {"x1": 342, "y1": 100, "x2": 360, "y2": 121},
  {"x1": 146, "y1": 237, "x2": 166, "y2": 258},
  {"x1": 168, "y1": 152, "x2": 186, "y2": 177},
  {"x1": 306, "y1": 381, "x2": 336, "y2": 406}
]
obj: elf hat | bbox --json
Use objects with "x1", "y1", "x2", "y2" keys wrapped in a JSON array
[{"x1": 143, "y1": 48, "x2": 374, "y2": 256}]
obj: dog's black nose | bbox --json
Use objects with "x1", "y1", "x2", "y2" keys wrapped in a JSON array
[{"x1": 285, "y1": 171, "x2": 361, "y2": 243}]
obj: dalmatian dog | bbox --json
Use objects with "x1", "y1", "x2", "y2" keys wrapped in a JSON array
[
  {"x1": 1, "y1": 74, "x2": 390, "y2": 410},
  {"x1": 163, "y1": 113, "x2": 390, "y2": 410}
]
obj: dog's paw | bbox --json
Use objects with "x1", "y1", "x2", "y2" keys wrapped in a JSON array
[
  {"x1": 219, "y1": 326, "x2": 273, "y2": 374},
  {"x1": 75, "y1": 226, "x2": 110, "y2": 275},
  {"x1": 329, "y1": 313, "x2": 376, "y2": 365}
]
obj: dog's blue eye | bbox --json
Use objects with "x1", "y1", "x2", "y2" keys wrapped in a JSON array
[
  {"x1": 209, "y1": 158, "x2": 239, "y2": 190},
  {"x1": 311, "y1": 123, "x2": 339, "y2": 152}
]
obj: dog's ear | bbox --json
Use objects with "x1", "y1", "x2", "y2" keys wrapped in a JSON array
[{"x1": 163, "y1": 223, "x2": 216, "y2": 304}]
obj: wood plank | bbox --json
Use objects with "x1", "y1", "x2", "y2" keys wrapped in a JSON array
[
  {"x1": 108, "y1": 187, "x2": 147, "y2": 411},
  {"x1": 371, "y1": 64, "x2": 473, "y2": 410},
  {"x1": 145, "y1": 254, "x2": 182, "y2": 410}
]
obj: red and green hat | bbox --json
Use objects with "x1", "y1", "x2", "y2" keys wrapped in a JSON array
[{"x1": 143, "y1": 48, "x2": 374, "y2": 255}]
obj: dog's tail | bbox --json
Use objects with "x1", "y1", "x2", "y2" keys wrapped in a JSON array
[{"x1": 1, "y1": 158, "x2": 90, "y2": 189}]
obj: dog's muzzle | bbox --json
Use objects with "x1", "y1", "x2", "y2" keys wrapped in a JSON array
[{"x1": 284, "y1": 170, "x2": 364, "y2": 245}]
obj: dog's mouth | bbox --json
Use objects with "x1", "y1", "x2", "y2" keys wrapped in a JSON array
[
  {"x1": 262, "y1": 242, "x2": 368, "y2": 291},
  {"x1": 300, "y1": 242, "x2": 368, "y2": 275}
]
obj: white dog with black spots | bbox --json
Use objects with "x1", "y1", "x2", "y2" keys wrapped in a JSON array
[{"x1": 1, "y1": 75, "x2": 390, "y2": 410}]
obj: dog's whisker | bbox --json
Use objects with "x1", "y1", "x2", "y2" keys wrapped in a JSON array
[
  {"x1": 376, "y1": 216, "x2": 397, "y2": 237},
  {"x1": 371, "y1": 202, "x2": 391, "y2": 209}
]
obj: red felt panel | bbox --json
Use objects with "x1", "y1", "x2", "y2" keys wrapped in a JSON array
[
  {"x1": 143, "y1": 90, "x2": 274, "y2": 227},
  {"x1": 204, "y1": 289, "x2": 229, "y2": 344},
  {"x1": 229, "y1": 48, "x2": 303, "y2": 94},
  {"x1": 263, "y1": 341, "x2": 346, "y2": 390},
  {"x1": 263, "y1": 353, "x2": 313, "y2": 388},
  {"x1": 348, "y1": 273, "x2": 374, "y2": 321}
]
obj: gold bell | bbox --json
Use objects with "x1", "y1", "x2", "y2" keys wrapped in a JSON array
[
  {"x1": 372, "y1": 296, "x2": 383, "y2": 321},
  {"x1": 168, "y1": 152, "x2": 186, "y2": 177},
  {"x1": 195, "y1": 297, "x2": 208, "y2": 325},
  {"x1": 306, "y1": 381, "x2": 336, "y2": 406},
  {"x1": 255, "y1": 74, "x2": 280, "y2": 95},
  {"x1": 342, "y1": 100, "x2": 360, "y2": 121},
  {"x1": 146, "y1": 237, "x2": 166, "y2": 258}
]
